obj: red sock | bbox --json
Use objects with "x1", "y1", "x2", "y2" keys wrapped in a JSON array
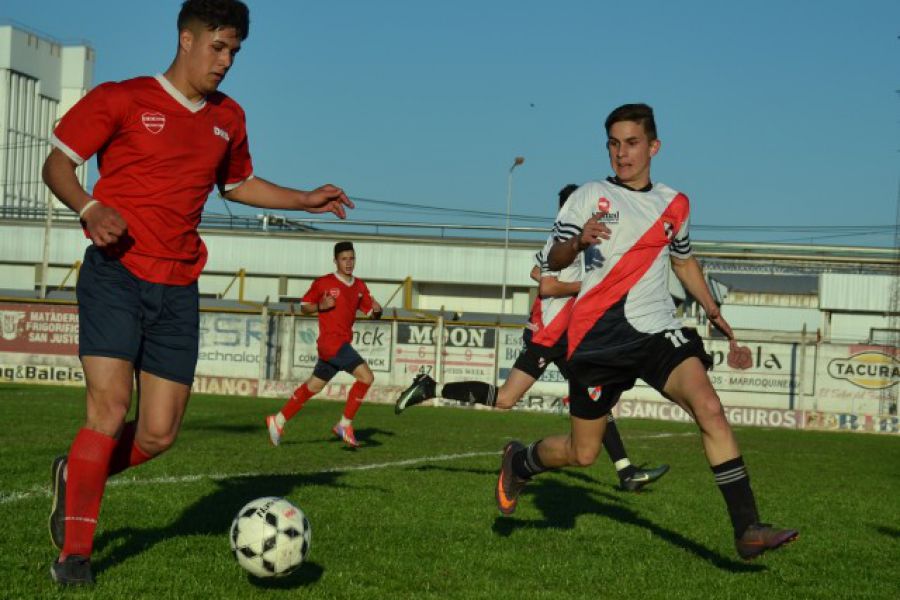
[
  {"x1": 108, "y1": 421, "x2": 154, "y2": 476},
  {"x1": 343, "y1": 381, "x2": 371, "y2": 420},
  {"x1": 62, "y1": 428, "x2": 116, "y2": 559},
  {"x1": 280, "y1": 384, "x2": 314, "y2": 421}
]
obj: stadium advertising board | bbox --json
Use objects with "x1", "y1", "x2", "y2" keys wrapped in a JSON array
[
  {"x1": 291, "y1": 319, "x2": 392, "y2": 374},
  {"x1": 0, "y1": 303, "x2": 78, "y2": 356},
  {"x1": 192, "y1": 375, "x2": 258, "y2": 396},
  {"x1": 614, "y1": 399, "x2": 802, "y2": 429},
  {"x1": 0, "y1": 363, "x2": 84, "y2": 384},
  {"x1": 497, "y1": 326, "x2": 567, "y2": 395},
  {"x1": 702, "y1": 339, "x2": 815, "y2": 396},
  {"x1": 394, "y1": 322, "x2": 496, "y2": 383},
  {"x1": 197, "y1": 313, "x2": 267, "y2": 378},
  {"x1": 814, "y1": 343, "x2": 897, "y2": 415}
]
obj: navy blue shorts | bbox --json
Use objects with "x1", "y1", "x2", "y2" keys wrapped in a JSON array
[
  {"x1": 76, "y1": 245, "x2": 199, "y2": 386},
  {"x1": 569, "y1": 327, "x2": 713, "y2": 392},
  {"x1": 312, "y1": 343, "x2": 365, "y2": 381},
  {"x1": 513, "y1": 330, "x2": 615, "y2": 420},
  {"x1": 512, "y1": 329, "x2": 572, "y2": 380}
]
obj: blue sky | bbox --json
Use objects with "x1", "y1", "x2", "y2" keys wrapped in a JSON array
[{"x1": 6, "y1": 0, "x2": 899, "y2": 246}]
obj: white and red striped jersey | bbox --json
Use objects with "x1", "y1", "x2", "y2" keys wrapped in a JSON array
[
  {"x1": 551, "y1": 178, "x2": 692, "y2": 357},
  {"x1": 525, "y1": 238, "x2": 582, "y2": 347}
]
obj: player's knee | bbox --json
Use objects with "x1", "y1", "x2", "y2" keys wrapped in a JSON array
[
  {"x1": 358, "y1": 371, "x2": 374, "y2": 386},
  {"x1": 494, "y1": 391, "x2": 516, "y2": 410},
  {"x1": 692, "y1": 394, "x2": 729, "y2": 429},
  {"x1": 137, "y1": 430, "x2": 178, "y2": 456},
  {"x1": 306, "y1": 378, "x2": 325, "y2": 394},
  {"x1": 85, "y1": 392, "x2": 130, "y2": 434},
  {"x1": 569, "y1": 443, "x2": 601, "y2": 468}
]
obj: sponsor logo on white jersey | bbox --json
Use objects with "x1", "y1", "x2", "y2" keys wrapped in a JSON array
[{"x1": 141, "y1": 112, "x2": 166, "y2": 134}]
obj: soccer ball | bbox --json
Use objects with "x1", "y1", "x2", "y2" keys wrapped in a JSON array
[{"x1": 229, "y1": 496, "x2": 311, "y2": 578}]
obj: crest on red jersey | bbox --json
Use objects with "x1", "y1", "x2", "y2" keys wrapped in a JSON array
[
  {"x1": 328, "y1": 288, "x2": 340, "y2": 299},
  {"x1": 141, "y1": 112, "x2": 166, "y2": 134},
  {"x1": 597, "y1": 197, "x2": 611, "y2": 213}
]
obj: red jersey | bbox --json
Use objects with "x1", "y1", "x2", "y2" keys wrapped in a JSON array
[
  {"x1": 51, "y1": 74, "x2": 254, "y2": 285},
  {"x1": 303, "y1": 274, "x2": 374, "y2": 360}
]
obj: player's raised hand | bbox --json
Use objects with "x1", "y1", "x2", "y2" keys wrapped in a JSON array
[
  {"x1": 319, "y1": 294, "x2": 337, "y2": 311},
  {"x1": 707, "y1": 309, "x2": 735, "y2": 341},
  {"x1": 83, "y1": 203, "x2": 128, "y2": 248},
  {"x1": 577, "y1": 212, "x2": 611, "y2": 249},
  {"x1": 303, "y1": 184, "x2": 354, "y2": 219}
]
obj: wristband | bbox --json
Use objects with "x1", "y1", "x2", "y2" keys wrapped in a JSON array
[{"x1": 79, "y1": 199, "x2": 100, "y2": 219}]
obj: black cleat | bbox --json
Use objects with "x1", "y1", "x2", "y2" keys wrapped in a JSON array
[
  {"x1": 619, "y1": 464, "x2": 670, "y2": 492},
  {"x1": 495, "y1": 441, "x2": 528, "y2": 515},
  {"x1": 394, "y1": 374, "x2": 437, "y2": 414},
  {"x1": 735, "y1": 523, "x2": 799, "y2": 560},
  {"x1": 50, "y1": 555, "x2": 94, "y2": 586},
  {"x1": 49, "y1": 455, "x2": 67, "y2": 550}
]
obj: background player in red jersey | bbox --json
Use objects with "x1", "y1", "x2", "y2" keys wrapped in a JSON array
[
  {"x1": 41, "y1": 0, "x2": 353, "y2": 585},
  {"x1": 267, "y1": 241, "x2": 382, "y2": 449},
  {"x1": 496, "y1": 103, "x2": 797, "y2": 561}
]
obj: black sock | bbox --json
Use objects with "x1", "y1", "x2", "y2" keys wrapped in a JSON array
[
  {"x1": 711, "y1": 456, "x2": 759, "y2": 538},
  {"x1": 602, "y1": 417, "x2": 637, "y2": 481},
  {"x1": 440, "y1": 381, "x2": 497, "y2": 407},
  {"x1": 511, "y1": 440, "x2": 548, "y2": 480}
]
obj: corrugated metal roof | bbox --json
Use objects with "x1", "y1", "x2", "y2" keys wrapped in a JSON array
[{"x1": 820, "y1": 273, "x2": 896, "y2": 312}]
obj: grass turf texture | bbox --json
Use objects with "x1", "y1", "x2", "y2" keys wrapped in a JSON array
[{"x1": 1, "y1": 383, "x2": 898, "y2": 599}]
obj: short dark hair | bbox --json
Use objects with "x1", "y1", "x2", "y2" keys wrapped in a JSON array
[
  {"x1": 334, "y1": 241, "x2": 354, "y2": 257},
  {"x1": 604, "y1": 103, "x2": 657, "y2": 141},
  {"x1": 178, "y1": 0, "x2": 250, "y2": 41},
  {"x1": 558, "y1": 183, "x2": 579, "y2": 208}
]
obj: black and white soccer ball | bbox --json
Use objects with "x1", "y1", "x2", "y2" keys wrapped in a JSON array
[{"x1": 229, "y1": 496, "x2": 311, "y2": 578}]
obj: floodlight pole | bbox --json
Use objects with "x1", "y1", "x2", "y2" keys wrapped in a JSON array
[{"x1": 500, "y1": 156, "x2": 525, "y2": 315}]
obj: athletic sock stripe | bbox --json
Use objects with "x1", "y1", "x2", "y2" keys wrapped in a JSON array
[
  {"x1": 524, "y1": 443, "x2": 541, "y2": 473},
  {"x1": 65, "y1": 516, "x2": 97, "y2": 524},
  {"x1": 714, "y1": 466, "x2": 747, "y2": 480},
  {"x1": 715, "y1": 471, "x2": 749, "y2": 485}
]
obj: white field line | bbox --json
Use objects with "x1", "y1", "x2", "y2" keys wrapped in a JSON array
[{"x1": 0, "y1": 432, "x2": 693, "y2": 506}]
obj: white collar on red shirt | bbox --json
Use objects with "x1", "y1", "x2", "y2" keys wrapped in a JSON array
[
  {"x1": 154, "y1": 74, "x2": 206, "y2": 113},
  {"x1": 334, "y1": 272, "x2": 355, "y2": 286}
]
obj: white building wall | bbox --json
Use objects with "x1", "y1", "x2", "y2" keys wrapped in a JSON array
[
  {"x1": 0, "y1": 24, "x2": 93, "y2": 215},
  {"x1": 829, "y1": 313, "x2": 892, "y2": 344},
  {"x1": 721, "y1": 304, "x2": 822, "y2": 333},
  {"x1": 820, "y1": 273, "x2": 895, "y2": 312}
]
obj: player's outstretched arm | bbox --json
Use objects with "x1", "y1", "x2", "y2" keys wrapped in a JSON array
[
  {"x1": 224, "y1": 176, "x2": 354, "y2": 219},
  {"x1": 369, "y1": 300, "x2": 383, "y2": 319},
  {"x1": 538, "y1": 275, "x2": 580, "y2": 298},
  {"x1": 670, "y1": 255, "x2": 735, "y2": 340},
  {"x1": 42, "y1": 149, "x2": 128, "y2": 247}
]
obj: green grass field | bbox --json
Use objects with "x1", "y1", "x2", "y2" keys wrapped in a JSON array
[{"x1": 1, "y1": 383, "x2": 898, "y2": 599}]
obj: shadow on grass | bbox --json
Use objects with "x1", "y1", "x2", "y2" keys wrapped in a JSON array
[
  {"x1": 281, "y1": 427, "x2": 395, "y2": 450},
  {"x1": 875, "y1": 525, "x2": 900, "y2": 539},
  {"x1": 93, "y1": 471, "x2": 346, "y2": 586},
  {"x1": 493, "y1": 477, "x2": 763, "y2": 573},
  {"x1": 247, "y1": 561, "x2": 325, "y2": 588}
]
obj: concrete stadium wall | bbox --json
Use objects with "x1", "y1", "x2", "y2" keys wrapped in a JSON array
[{"x1": 1, "y1": 300, "x2": 897, "y2": 435}]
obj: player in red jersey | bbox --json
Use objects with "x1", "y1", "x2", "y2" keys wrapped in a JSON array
[
  {"x1": 496, "y1": 103, "x2": 797, "y2": 560},
  {"x1": 267, "y1": 241, "x2": 382, "y2": 449},
  {"x1": 41, "y1": 0, "x2": 353, "y2": 585}
]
